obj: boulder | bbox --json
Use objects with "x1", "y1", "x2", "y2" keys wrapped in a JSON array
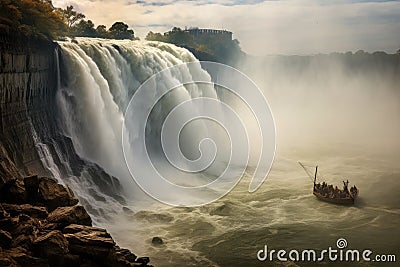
[
  {"x1": 10, "y1": 214, "x2": 37, "y2": 236},
  {"x1": 33, "y1": 230, "x2": 69, "y2": 258},
  {"x1": 63, "y1": 224, "x2": 115, "y2": 261},
  {"x1": 136, "y1": 257, "x2": 150, "y2": 265},
  {"x1": 59, "y1": 254, "x2": 81, "y2": 267},
  {"x1": 38, "y1": 177, "x2": 78, "y2": 211},
  {"x1": 108, "y1": 246, "x2": 137, "y2": 264},
  {"x1": 0, "y1": 216, "x2": 13, "y2": 232},
  {"x1": 0, "y1": 205, "x2": 12, "y2": 231},
  {"x1": 47, "y1": 205, "x2": 92, "y2": 227},
  {"x1": 0, "y1": 204, "x2": 10, "y2": 219},
  {"x1": 1, "y1": 247, "x2": 49, "y2": 267},
  {"x1": 1, "y1": 179, "x2": 27, "y2": 204},
  {"x1": 11, "y1": 233, "x2": 34, "y2": 250},
  {"x1": 23, "y1": 175, "x2": 39, "y2": 203},
  {"x1": 0, "y1": 229, "x2": 12, "y2": 248},
  {"x1": 151, "y1": 237, "x2": 163, "y2": 246},
  {"x1": 0, "y1": 250, "x2": 18, "y2": 267},
  {"x1": 2, "y1": 203, "x2": 48, "y2": 219}
]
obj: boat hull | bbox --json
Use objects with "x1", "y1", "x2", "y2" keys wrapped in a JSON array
[{"x1": 313, "y1": 191, "x2": 356, "y2": 205}]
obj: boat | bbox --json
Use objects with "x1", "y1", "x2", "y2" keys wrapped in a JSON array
[{"x1": 299, "y1": 162, "x2": 359, "y2": 205}]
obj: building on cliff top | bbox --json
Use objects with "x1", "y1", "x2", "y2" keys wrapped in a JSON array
[{"x1": 184, "y1": 27, "x2": 233, "y2": 42}]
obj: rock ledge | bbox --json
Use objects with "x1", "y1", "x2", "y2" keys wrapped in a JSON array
[{"x1": 0, "y1": 175, "x2": 153, "y2": 267}]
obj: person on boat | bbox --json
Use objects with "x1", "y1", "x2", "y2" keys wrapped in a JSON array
[{"x1": 343, "y1": 180, "x2": 349, "y2": 192}]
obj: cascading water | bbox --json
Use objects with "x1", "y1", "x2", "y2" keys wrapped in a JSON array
[
  {"x1": 55, "y1": 38, "x2": 228, "y2": 206},
  {"x1": 28, "y1": 38, "x2": 275, "y2": 265},
  {"x1": 28, "y1": 38, "x2": 400, "y2": 267},
  {"x1": 54, "y1": 38, "x2": 274, "y2": 209}
]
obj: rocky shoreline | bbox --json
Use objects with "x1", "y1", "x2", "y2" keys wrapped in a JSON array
[{"x1": 0, "y1": 175, "x2": 153, "y2": 267}]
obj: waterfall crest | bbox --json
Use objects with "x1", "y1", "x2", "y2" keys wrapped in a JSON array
[{"x1": 56, "y1": 38, "x2": 221, "y2": 203}]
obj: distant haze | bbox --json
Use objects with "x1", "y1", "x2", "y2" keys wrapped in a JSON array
[{"x1": 53, "y1": 0, "x2": 400, "y2": 55}]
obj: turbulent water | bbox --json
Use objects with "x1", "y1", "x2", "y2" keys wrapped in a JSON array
[{"x1": 36, "y1": 38, "x2": 400, "y2": 267}]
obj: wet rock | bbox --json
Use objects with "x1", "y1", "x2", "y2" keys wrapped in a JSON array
[
  {"x1": 0, "y1": 217, "x2": 13, "y2": 232},
  {"x1": 0, "y1": 174, "x2": 150, "y2": 266},
  {"x1": 136, "y1": 257, "x2": 150, "y2": 265},
  {"x1": 63, "y1": 224, "x2": 115, "y2": 260},
  {"x1": 2, "y1": 203, "x2": 48, "y2": 219},
  {"x1": 9, "y1": 215, "x2": 38, "y2": 250},
  {"x1": 1, "y1": 179, "x2": 28, "y2": 204},
  {"x1": 0, "y1": 229, "x2": 12, "y2": 248},
  {"x1": 33, "y1": 230, "x2": 69, "y2": 257},
  {"x1": 11, "y1": 233, "x2": 35, "y2": 250},
  {"x1": 108, "y1": 246, "x2": 138, "y2": 267},
  {"x1": 38, "y1": 177, "x2": 79, "y2": 211},
  {"x1": 10, "y1": 214, "x2": 37, "y2": 235},
  {"x1": 2, "y1": 247, "x2": 49, "y2": 267},
  {"x1": 60, "y1": 253, "x2": 81, "y2": 267},
  {"x1": 0, "y1": 204, "x2": 10, "y2": 219},
  {"x1": 23, "y1": 175, "x2": 39, "y2": 203},
  {"x1": 47, "y1": 205, "x2": 92, "y2": 227},
  {"x1": 151, "y1": 237, "x2": 163, "y2": 246},
  {"x1": 0, "y1": 252, "x2": 18, "y2": 267}
]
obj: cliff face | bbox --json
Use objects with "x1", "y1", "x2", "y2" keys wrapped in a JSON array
[
  {"x1": 0, "y1": 33, "x2": 126, "y2": 212},
  {"x1": 0, "y1": 34, "x2": 57, "y2": 187}
]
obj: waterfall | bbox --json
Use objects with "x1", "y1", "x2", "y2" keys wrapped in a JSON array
[
  {"x1": 56, "y1": 38, "x2": 222, "y2": 203},
  {"x1": 51, "y1": 37, "x2": 274, "y2": 209}
]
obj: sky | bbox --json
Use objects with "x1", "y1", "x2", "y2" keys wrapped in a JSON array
[{"x1": 53, "y1": 0, "x2": 400, "y2": 55}]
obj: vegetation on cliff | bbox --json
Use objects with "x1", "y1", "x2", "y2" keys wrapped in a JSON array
[
  {"x1": 146, "y1": 27, "x2": 245, "y2": 66},
  {"x1": 0, "y1": 0, "x2": 66, "y2": 39},
  {"x1": 57, "y1": 6, "x2": 136, "y2": 40},
  {"x1": 0, "y1": 1, "x2": 136, "y2": 40},
  {"x1": 0, "y1": 1, "x2": 242, "y2": 65}
]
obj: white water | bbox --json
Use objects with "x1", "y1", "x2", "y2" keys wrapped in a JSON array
[
  {"x1": 31, "y1": 123, "x2": 63, "y2": 183},
  {"x1": 56, "y1": 38, "x2": 234, "y2": 204},
  {"x1": 38, "y1": 39, "x2": 399, "y2": 266}
]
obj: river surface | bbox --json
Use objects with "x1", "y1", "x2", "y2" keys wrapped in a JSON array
[
  {"x1": 107, "y1": 141, "x2": 400, "y2": 267},
  {"x1": 54, "y1": 39, "x2": 399, "y2": 267}
]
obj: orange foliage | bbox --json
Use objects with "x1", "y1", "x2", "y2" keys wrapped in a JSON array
[{"x1": 0, "y1": 0, "x2": 66, "y2": 39}]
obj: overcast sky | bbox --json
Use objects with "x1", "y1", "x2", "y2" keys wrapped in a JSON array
[{"x1": 53, "y1": 0, "x2": 400, "y2": 55}]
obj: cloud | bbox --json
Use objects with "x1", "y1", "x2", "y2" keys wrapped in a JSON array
[
  {"x1": 133, "y1": 0, "x2": 269, "y2": 6},
  {"x1": 53, "y1": 0, "x2": 400, "y2": 55}
]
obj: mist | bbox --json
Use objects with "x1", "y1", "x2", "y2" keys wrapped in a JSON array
[{"x1": 241, "y1": 52, "x2": 400, "y2": 155}]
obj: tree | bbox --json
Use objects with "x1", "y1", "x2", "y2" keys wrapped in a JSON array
[
  {"x1": 109, "y1": 22, "x2": 134, "y2": 40},
  {"x1": 144, "y1": 26, "x2": 243, "y2": 66},
  {"x1": 145, "y1": 31, "x2": 165, "y2": 42},
  {"x1": 96, "y1": 24, "x2": 108, "y2": 38},
  {"x1": 0, "y1": 0, "x2": 66, "y2": 39},
  {"x1": 164, "y1": 27, "x2": 195, "y2": 47},
  {"x1": 0, "y1": 0, "x2": 22, "y2": 31},
  {"x1": 71, "y1": 19, "x2": 96, "y2": 37},
  {"x1": 58, "y1": 5, "x2": 84, "y2": 28}
]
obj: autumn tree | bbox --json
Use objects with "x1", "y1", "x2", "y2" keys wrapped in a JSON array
[{"x1": 0, "y1": 0, "x2": 66, "y2": 39}]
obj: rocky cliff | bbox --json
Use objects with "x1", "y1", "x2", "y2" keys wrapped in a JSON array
[
  {"x1": 0, "y1": 33, "x2": 57, "y2": 185},
  {"x1": 0, "y1": 33, "x2": 152, "y2": 267},
  {"x1": 0, "y1": 32, "x2": 127, "y2": 208},
  {"x1": 0, "y1": 175, "x2": 152, "y2": 267}
]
